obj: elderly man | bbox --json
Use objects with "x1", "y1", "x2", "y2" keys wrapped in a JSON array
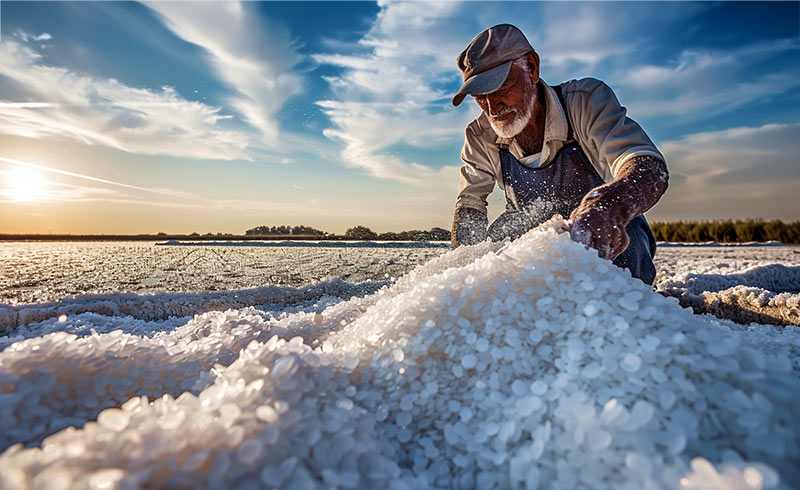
[{"x1": 451, "y1": 24, "x2": 668, "y2": 285}]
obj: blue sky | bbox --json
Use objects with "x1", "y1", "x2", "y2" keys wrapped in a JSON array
[{"x1": 0, "y1": 1, "x2": 798, "y2": 234}]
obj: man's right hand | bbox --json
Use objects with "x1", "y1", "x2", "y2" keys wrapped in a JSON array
[{"x1": 452, "y1": 207, "x2": 489, "y2": 247}]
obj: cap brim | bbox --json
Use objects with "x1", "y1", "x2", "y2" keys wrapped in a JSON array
[{"x1": 452, "y1": 60, "x2": 513, "y2": 107}]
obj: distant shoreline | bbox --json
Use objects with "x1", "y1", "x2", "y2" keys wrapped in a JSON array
[
  {"x1": 0, "y1": 234, "x2": 796, "y2": 246},
  {"x1": 0, "y1": 234, "x2": 352, "y2": 242}
]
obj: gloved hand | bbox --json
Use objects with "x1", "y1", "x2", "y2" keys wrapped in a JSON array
[
  {"x1": 569, "y1": 196, "x2": 631, "y2": 260},
  {"x1": 451, "y1": 207, "x2": 489, "y2": 247},
  {"x1": 570, "y1": 154, "x2": 668, "y2": 261}
]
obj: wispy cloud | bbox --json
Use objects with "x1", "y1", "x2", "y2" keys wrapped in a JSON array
[
  {"x1": 314, "y1": 1, "x2": 473, "y2": 186},
  {"x1": 144, "y1": 2, "x2": 305, "y2": 150},
  {"x1": 615, "y1": 38, "x2": 800, "y2": 118},
  {"x1": 15, "y1": 31, "x2": 53, "y2": 43},
  {"x1": 533, "y1": 3, "x2": 709, "y2": 77},
  {"x1": 654, "y1": 123, "x2": 800, "y2": 220},
  {"x1": 0, "y1": 38, "x2": 253, "y2": 161}
]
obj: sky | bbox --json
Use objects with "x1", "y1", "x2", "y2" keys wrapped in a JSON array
[{"x1": 0, "y1": 1, "x2": 798, "y2": 235}]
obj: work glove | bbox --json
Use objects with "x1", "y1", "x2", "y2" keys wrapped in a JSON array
[
  {"x1": 451, "y1": 207, "x2": 489, "y2": 247},
  {"x1": 569, "y1": 198, "x2": 632, "y2": 261}
]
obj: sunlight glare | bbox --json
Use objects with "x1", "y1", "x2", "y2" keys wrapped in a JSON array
[{"x1": 4, "y1": 167, "x2": 48, "y2": 202}]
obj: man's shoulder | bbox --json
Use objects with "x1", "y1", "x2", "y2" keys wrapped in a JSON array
[
  {"x1": 465, "y1": 111, "x2": 495, "y2": 139},
  {"x1": 559, "y1": 77, "x2": 609, "y2": 96}
]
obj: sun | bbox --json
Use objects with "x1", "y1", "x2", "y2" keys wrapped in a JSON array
[{"x1": 4, "y1": 166, "x2": 48, "y2": 202}]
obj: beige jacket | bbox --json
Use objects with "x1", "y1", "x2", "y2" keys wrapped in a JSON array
[{"x1": 456, "y1": 77, "x2": 664, "y2": 214}]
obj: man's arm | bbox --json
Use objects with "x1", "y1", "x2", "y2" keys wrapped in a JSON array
[
  {"x1": 565, "y1": 79, "x2": 668, "y2": 259},
  {"x1": 451, "y1": 121, "x2": 497, "y2": 247},
  {"x1": 570, "y1": 154, "x2": 668, "y2": 259}
]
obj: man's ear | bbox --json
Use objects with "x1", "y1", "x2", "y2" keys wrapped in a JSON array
[{"x1": 527, "y1": 52, "x2": 540, "y2": 84}]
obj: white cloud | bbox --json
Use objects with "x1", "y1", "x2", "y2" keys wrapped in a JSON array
[
  {"x1": 615, "y1": 39, "x2": 800, "y2": 118},
  {"x1": 314, "y1": 1, "x2": 476, "y2": 187},
  {"x1": 144, "y1": 2, "x2": 305, "y2": 149},
  {"x1": 14, "y1": 31, "x2": 53, "y2": 43},
  {"x1": 0, "y1": 40, "x2": 253, "y2": 160},
  {"x1": 652, "y1": 123, "x2": 800, "y2": 221},
  {"x1": 310, "y1": 2, "x2": 714, "y2": 188}
]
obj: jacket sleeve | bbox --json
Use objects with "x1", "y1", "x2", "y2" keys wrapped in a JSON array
[
  {"x1": 455, "y1": 121, "x2": 497, "y2": 215},
  {"x1": 568, "y1": 79, "x2": 664, "y2": 180}
]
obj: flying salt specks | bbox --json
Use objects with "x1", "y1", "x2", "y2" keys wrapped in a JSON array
[{"x1": 1, "y1": 218, "x2": 799, "y2": 490}]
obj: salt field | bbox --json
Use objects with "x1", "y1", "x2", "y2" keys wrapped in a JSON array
[
  {"x1": 1, "y1": 221, "x2": 799, "y2": 489},
  {"x1": 0, "y1": 241, "x2": 448, "y2": 305}
]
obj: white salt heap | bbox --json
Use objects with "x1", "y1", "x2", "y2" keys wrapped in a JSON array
[{"x1": 1, "y1": 218, "x2": 799, "y2": 489}]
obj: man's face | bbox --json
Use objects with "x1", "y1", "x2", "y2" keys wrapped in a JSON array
[{"x1": 472, "y1": 60, "x2": 536, "y2": 138}]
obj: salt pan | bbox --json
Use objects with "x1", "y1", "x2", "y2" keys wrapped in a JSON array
[{"x1": 1, "y1": 217, "x2": 798, "y2": 490}]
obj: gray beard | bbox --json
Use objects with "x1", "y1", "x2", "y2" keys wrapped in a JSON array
[{"x1": 487, "y1": 81, "x2": 536, "y2": 138}]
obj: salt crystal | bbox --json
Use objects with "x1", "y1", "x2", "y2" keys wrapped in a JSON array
[
  {"x1": 88, "y1": 468, "x2": 124, "y2": 489},
  {"x1": 396, "y1": 412, "x2": 412, "y2": 426},
  {"x1": 260, "y1": 466, "x2": 287, "y2": 488},
  {"x1": 587, "y1": 429, "x2": 612, "y2": 450},
  {"x1": 581, "y1": 362, "x2": 602, "y2": 379},
  {"x1": 659, "y1": 390, "x2": 677, "y2": 410},
  {"x1": 261, "y1": 426, "x2": 280, "y2": 445},
  {"x1": 399, "y1": 394, "x2": 416, "y2": 411},
  {"x1": 271, "y1": 355, "x2": 296, "y2": 379},
  {"x1": 626, "y1": 400, "x2": 654, "y2": 430},
  {"x1": 625, "y1": 452, "x2": 652, "y2": 476},
  {"x1": 515, "y1": 396, "x2": 542, "y2": 417},
  {"x1": 219, "y1": 403, "x2": 241, "y2": 425},
  {"x1": 97, "y1": 409, "x2": 129, "y2": 432},
  {"x1": 530, "y1": 380, "x2": 548, "y2": 395},
  {"x1": 461, "y1": 354, "x2": 477, "y2": 369},
  {"x1": 236, "y1": 439, "x2": 263, "y2": 465},
  {"x1": 511, "y1": 379, "x2": 528, "y2": 396},
  {"x1": 620, "y1": 353, "x2": 642, "y2": 372}
]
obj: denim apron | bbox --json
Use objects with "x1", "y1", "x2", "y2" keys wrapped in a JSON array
[{"x1": 489, "y1": 85, "x2": 657, "y2": 284}]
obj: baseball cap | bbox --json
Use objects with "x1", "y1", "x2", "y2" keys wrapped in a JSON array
[{"x1": 452, "y1": 24, "x2": 534, "y2": 107}]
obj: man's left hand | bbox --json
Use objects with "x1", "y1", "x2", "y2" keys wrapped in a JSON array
[
  {"x1": 569, "y1": 154, "x2": 669, "y2": 261},
  {"x1": 569, "y1": 200, "x2": 630, "y2": 260}
]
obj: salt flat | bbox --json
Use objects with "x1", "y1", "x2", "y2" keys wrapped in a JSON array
[
  {"x1": 2, "y1": 240, "x2": 798, "y2": 305},
  {"x1": 1, "y1": 223, "x2": 799, "y2": 489}
]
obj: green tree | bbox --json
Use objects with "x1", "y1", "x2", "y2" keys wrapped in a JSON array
[
  {"x1": 429, "y1": 227, "x2": 451, "y2": 241},
  {"x1": 345, "y1": 225, "x2": 378, "y2": 240}
]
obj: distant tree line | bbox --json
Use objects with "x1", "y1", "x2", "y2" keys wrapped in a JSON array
[
  {"x1": 651, "y1": 219, "x2": 800, "y2": 244},
  {"x1": 243, "y1": 224, "x2": 451, "y2": 241},
  {"x1": 344, "y1": 225, "x2": 450, "y2": 241},
  {"x1": 245, "y1": 225, "x2": 326, "y2": 236}
]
